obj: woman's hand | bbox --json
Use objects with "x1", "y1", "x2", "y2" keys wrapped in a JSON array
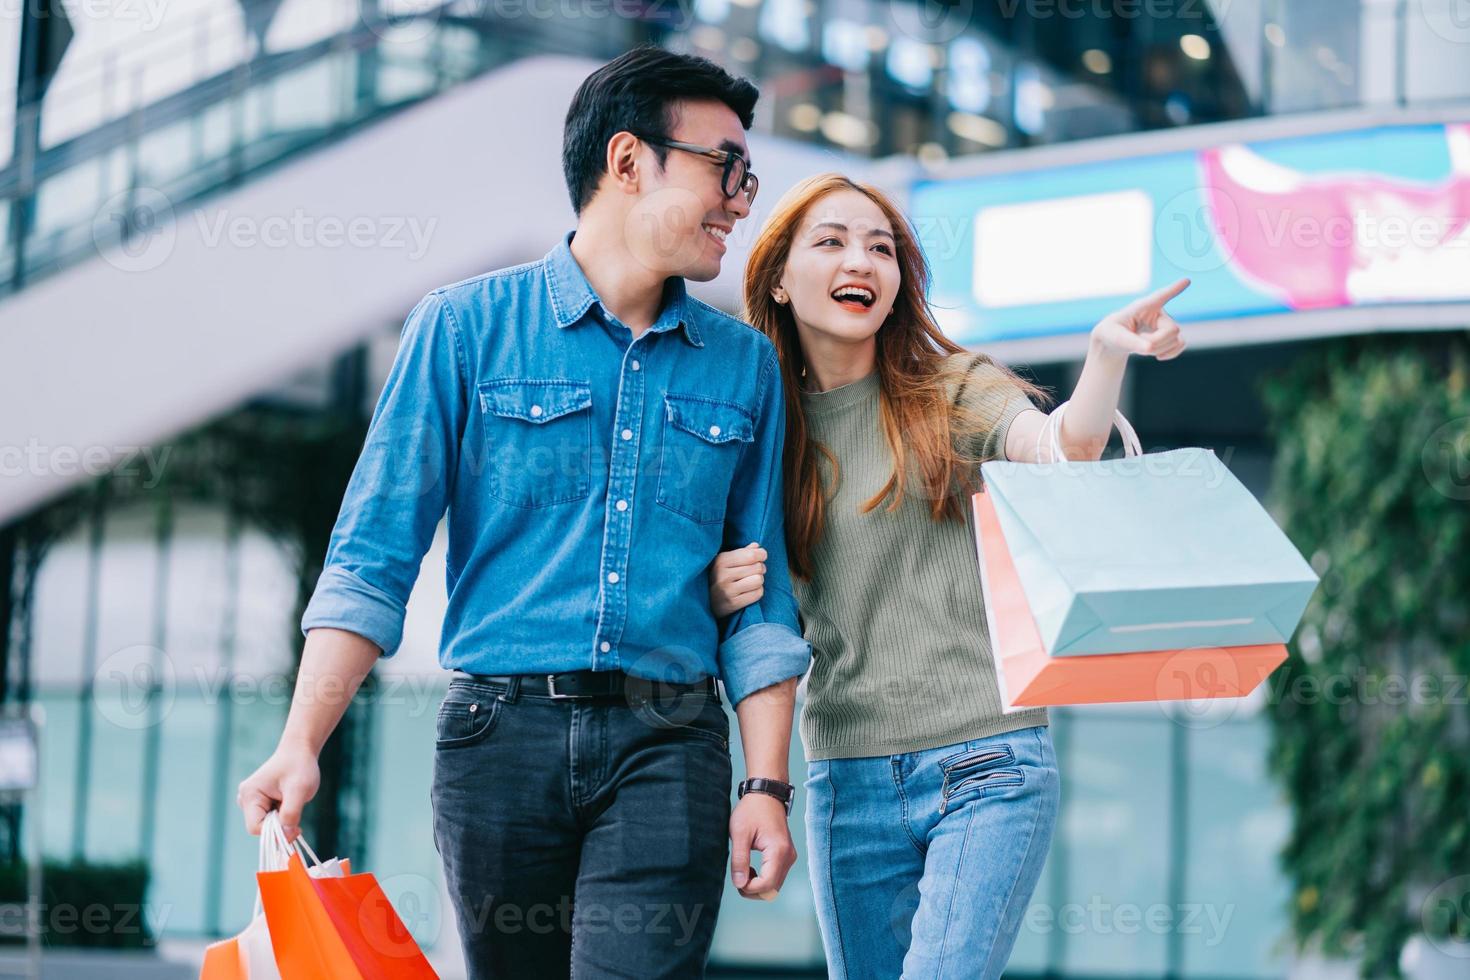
[
  {"x1": 1006, "y1": 278, "x2": 1192, "y2": 463},
  {"x1": 709, "y1": 542, "x2": 767, "y2": 618},
  {"x1": 1090, "y1": 277, "x2": 1191, "y2": 361}
]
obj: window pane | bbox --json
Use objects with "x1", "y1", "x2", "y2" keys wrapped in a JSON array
[{"x1": 1057, "y1": 711, "x2": 1171, "y2": 975}]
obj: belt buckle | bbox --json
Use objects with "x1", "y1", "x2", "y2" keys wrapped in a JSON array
[{"x1": 545, "y1": 674, "x2": 578, "y2": 700}]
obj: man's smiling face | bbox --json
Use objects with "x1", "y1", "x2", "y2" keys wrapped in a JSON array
[{"x1": 624, "y1": 98, "x2": 753, "y2": 283}]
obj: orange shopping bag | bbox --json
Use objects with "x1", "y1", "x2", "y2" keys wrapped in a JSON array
[
  {"x1": 256, "y1": 812, "x2": 438, "y2": 980},
  {"x1": 199, "y1": 915, "x2": 275, "y2": 980},
  {"x1": 972, "y1": 488, "x2": 1287, "y2": 709},
  {"x1": 200, "y1": 810, "x2": 349, "y2": 980}
]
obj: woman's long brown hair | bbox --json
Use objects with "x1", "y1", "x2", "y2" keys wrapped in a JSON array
[{"x1": 743, "y1": 173, "x2": 1049, "y2": 580}]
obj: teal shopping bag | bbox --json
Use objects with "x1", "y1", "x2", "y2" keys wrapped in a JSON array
[{"x1": 979, "y1": 404, "x2": 1319, "y2": 657}]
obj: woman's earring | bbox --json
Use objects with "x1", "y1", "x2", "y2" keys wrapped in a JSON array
[{"x1": 800, "y1": 364, "x2": 807, "y2": 378}]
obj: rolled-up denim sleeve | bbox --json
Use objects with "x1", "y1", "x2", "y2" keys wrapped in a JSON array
[
  {"x1": 716, "y1": 345, "x2": 812, "y2": 707},
  {"x1": 299, "y1": 290, "x2": 467, "y2": 657}
]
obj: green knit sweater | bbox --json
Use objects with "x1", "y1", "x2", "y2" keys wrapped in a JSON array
[{"x1": 794, "y1": 353, "x2": 1050, "y2": 761}]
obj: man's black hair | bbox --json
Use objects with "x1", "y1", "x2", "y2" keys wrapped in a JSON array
[{"x1": 562, "y1": 46, "x2": 759, "y2": 214}]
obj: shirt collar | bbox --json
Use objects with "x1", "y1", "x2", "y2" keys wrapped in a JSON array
[{"x1": 544, "y1": 230, "x2": 704, "y2": 348}]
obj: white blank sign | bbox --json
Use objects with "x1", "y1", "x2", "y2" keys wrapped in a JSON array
[{"x1": 973, "y1": 190, "x2": 1154, "y2": 309}]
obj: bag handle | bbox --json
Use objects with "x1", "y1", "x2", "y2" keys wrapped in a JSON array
[
  {"x1": 1038, "y1": 400, "x2": 1142, "y2": 464},
  {"x1": 254, "y1": 812, "x2": 288, "y2": 919},
  {"x1": 258, "y1": 810, "x2": 292, "y2": 872},
  {"x1": 254, "y1": 810, "x2": 326, "y2": 918},
  {"x1": 261, "y1": 809, "x2": 325, "y2": 868}
]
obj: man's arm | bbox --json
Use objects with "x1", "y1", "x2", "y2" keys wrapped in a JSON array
[
  {"x1": 237, "y1": 291, "x2": 468, "y2": 840},
  {"x1": 728, "y1": 676, "x2": 797, "y2": 897},
  {"x1": 296, "y1": 292, "x2": 468, "y2": 655},
  {"x1": 717, "y1": 347, "x2": 810, "y2": 706},
  {"x1": 236, "y1": 627, "x2": 378, "y2": 841},
  {"x1": 718, "y1": 345, "x2": 811, "y2": 898}
]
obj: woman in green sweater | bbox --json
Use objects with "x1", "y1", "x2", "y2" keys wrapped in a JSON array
[{"x1": 710, "y1": 173, "x2": 1189, "y2": 978}]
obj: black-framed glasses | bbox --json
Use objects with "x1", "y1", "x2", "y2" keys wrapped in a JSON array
[{"x1": 635, "y1": 135, "x2": 759, "y2": 205}]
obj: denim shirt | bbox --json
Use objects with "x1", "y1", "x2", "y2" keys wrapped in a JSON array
[{"x1": 300, "y1": 231, "x2": 811, "y2": 706}]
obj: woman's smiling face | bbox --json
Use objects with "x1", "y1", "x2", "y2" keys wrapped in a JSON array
[{"x1": 776, "y1": 188, "x2": 900, "y2": 347}]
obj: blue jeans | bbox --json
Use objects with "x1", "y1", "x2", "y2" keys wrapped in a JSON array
[
  {"x1": 804, "y1": 726, "x2": 1060, "y2": 979},
  {"x1": 430, "y1": 675, "x2": 732, "y2": 979}
]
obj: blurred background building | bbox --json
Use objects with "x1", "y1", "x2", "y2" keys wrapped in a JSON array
[{"x1": 1, "y1": 0, "x2": 1468, "y2": 976}]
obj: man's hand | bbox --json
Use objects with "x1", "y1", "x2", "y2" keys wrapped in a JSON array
[
  {"x1": 237, "y1": 740, "x2": 321, "y2": 843},
  {"x1": 729, "y1": 791, "x2": 796, "y2": 900}
]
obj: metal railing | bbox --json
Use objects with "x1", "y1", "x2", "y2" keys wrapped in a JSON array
[{"x1": 0, "y1": 0, "x2": 650, "y2": 298}]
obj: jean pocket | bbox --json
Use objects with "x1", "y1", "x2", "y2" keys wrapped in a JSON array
[
  {"x1": 629, "y1": 693, "x2": 729, "y2": 748},
  {"x1": 434, "y1": 691, "x2": 503, "y2": 749},
  {"x1": 655, "y1": 393, "x2": 754, "y2": 525},
  {"x1": 478, "y1": 378, "x2": 593, "y2": 508},
  {"x1": 938, "y1": 742, "x2": 1024, "y2": 814}
]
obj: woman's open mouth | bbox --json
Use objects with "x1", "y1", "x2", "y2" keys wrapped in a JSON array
[{"x1": 831, "y1": 285, "x2": 876, "y2": 313}]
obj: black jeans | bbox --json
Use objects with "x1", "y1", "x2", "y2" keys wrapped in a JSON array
[{"x1": 430, "y1": 674, "x2": 733, "y2": 979}]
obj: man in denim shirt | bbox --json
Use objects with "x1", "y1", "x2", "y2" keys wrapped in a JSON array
[{"x1": 236, "y1": 47, "x2": 811, "y2": 977}]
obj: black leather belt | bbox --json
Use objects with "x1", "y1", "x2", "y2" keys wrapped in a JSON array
[{"x1": 459, "y1": 668, "x2": 718, "y2": 702}]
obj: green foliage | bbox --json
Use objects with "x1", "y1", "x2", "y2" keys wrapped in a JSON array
[
  {"x1": 0, "y1": 859, "x2": 152, "y2": 947},
  {"x1": 1261, "y1": 335, "x2": 1470, "y2": 977}
]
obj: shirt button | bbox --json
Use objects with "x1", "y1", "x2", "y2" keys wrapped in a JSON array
[
  {"x1": 600, "y1": 641, "x2": 611, "y2": 652},
  {"x1": 607, "y1": 571, "x2": 619, "y2": 584},
  {"x1": 631, "y1": 360, "x2": 641, "y2": 371},
  {"x1": 709, "y1": 425, "x2": 721, "y2": 437},
  {"x1": 616, "y1": 499, "x2": 628, "y2": 511},
  {"x1": 530, "y1": 405, "x2": 543, "y2": 418},
  {"x1": 621, "y1": 429, "x2": 632, "y2": 440}
]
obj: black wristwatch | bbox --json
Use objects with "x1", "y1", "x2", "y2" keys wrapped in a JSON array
[{"x1": 737, "y1": 777, "x2": 795, "y2": 815}]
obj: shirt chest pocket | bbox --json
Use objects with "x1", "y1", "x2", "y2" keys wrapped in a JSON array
[
  {"x1": 478, "y1": 379, "x2": 593, "y2": 509},
  {"x1": 656, "y1": 393, "x2": 754, "y2": 525}
]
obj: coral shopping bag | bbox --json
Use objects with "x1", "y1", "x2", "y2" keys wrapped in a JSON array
[
  {"x1": 973, "y1": 486, "x2": 1288, "y2": 710},
  {"x1": 256, "y1": 811, "x2": 439, "y2": 980},
  {"x1": 202, "y1": 811, "x2": 437, "y2": 980},
  {"x1": 200, "y1": 810, "x2": 351, "y2": 979},
  {"x1": 979, "y1": 402, "x2": 1319, "y2": 657}
]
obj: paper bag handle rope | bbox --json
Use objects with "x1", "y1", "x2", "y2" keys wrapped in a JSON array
[
  {"x1": 1038, "y1": 400, "x2": 1142, "y2": 463},
  {"x1": 253, "y1": 809, "x2": 327, "y2": 918}
]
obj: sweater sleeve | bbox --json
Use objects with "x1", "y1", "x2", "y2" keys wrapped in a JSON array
[{"x1": 946, "y1": 352, "x2": 1036, "y2": 462}]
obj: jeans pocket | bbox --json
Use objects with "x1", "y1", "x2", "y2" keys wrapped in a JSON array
[
  {"x1": 629, "y1": 693, "x2": 729, "y2": 748},
  {"x1": 938, "y1": 742, "x2": 1024, "y2": 814},
  {"x1": 478, "y1": 378, "x2": 593, "y2": 508},
  {"x1": 434, "y1": 690, "x2": 504, "y2": 749},
  {"x1": 655, "y1": 393, "x2": 754, "y2": 524}
]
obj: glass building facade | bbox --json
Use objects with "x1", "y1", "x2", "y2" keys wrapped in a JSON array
[{"x1": 10, "y1": 0, "x2": 1470, "y2": 294}]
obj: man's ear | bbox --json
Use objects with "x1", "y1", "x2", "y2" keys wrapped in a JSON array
[{"x1": 605, "y1": 131, "x2": 644, "y2": 197}]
